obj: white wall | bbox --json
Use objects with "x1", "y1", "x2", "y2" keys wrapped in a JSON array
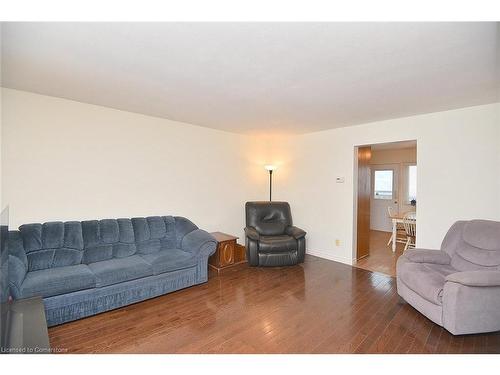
[
  {"x1": 2, "y1": 88, "x2": 499, "y2": 266},
  {"x1": 1, "y1": 89, "x2": 267, "y2": 242},
  {"x1": 264, "y1": 103, "x2": 500, "y2": 264}
]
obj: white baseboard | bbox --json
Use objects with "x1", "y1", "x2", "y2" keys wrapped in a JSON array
[{"x1": 306, "y1": 249, "x2": 353, "y2": 266}]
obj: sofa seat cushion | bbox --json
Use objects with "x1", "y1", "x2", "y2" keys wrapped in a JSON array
[
  {"x1": 399, "y1": 261, "x2": 457, "y2": 305},
  {"x1": 21, "y1": 264, "x2": 96, "y2": 299},
  {"x1": 88, "y1": 255, "x2": 153, "y2": 287},
  {"x1": 140, "y1": 249, "x2": 197, "y2": 275},
  {"x1": 258, "y1": 235, "x2": 297, "y2": 254}
]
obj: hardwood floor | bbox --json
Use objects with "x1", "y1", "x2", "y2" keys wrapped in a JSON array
[
  {"x1": 48, "y1": 255, "x2": 500, "y2": 354},
  {"x1": 354, "y1": 230, "x2": 404, "y2": 277}
]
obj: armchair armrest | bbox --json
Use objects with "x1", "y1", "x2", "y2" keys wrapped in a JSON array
[
  {"x1": 181, "y1": 229, "x2": 217, "y2": 258},
  {"x1": 446, "y1": 271, "x2": 500, "y2": 287},
  {"x1": 285, "y1": 225, "x2": 306, "y2": 239},
  {"x1": 403, "y1": 249, "x2": 451, "y2": 265},
  {"x1": 244, "y1": 226, "x2": 260, "y2": 241}
]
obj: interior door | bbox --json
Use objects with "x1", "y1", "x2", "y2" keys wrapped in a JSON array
[
  {"x1": 356, "y1": 146, "x2": 371, "y2": 260},
  {"x1": 370, "y1": 164, "x2": 399, "y2": 232}
]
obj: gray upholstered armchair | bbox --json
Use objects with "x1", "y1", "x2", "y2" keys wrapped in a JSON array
[
  {"x1": 244, "y1": 202, "x2": 306, "y2": 267},
  {"x1": 397, "y1": 219, "x2": 500, "y2": 335}
]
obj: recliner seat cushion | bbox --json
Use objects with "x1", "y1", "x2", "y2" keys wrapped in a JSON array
[
  {"x1": 258, "y1": 235, "x2": 297, "y2": 254},
  {"x1": 140, "y1": 249, "x2": 197, "y2": 275},
  {"x1": 398, "y1": 261, "x2": 456, "y2": 305},
  {"x1": 88, "y1": 255, "x2": 153, "y2": 287},
  {"x1": 21, "y1": 264, "x2": 96, "y2": 298}
]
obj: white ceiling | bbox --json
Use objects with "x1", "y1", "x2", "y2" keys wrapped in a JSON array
[{"x1": 2, "y1": 22, "x2": 499, "y2": 134}]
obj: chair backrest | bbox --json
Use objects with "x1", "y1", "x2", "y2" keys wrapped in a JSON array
[
  {"x1": 245, "y1": 201, "x2": 292, "y2": 236},
  {"x1": 387, "y1": 206, "x2": 396, "y2": 218},
  {"x1": 402, "y1": 211, "x2": 416, "y2": 237},
  {"x1": 441, "y1": 220, "x2": 500, "y2": 271}
]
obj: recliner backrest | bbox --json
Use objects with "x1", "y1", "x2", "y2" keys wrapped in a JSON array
[
  {"x1": 245, "y1": 201, "x2": 292, "y2": 236},
  {"x1": 441, "y1": 220, "x2": 500, "y2": 271}
]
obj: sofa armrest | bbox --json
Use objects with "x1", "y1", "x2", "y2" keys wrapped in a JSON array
[
  {"x1": 285, "y1": 225, "x2": 306, "y2": 239},
  {"x1": 446, "y1": 271, "x2": 500, "y2": 287},
  {"x1": 244, "y1": 226, "x2": 260, "y2": 241},
  {"x1": 403, "y1": 249, "x2": 451, "y2": 265},
  {"x1": 8, "y1": 255, "x2": 27, "y2": 299},
  {"x1": 181, "y1": 229, "x2": 217, "y2": 258},
  {"x1": 7, "y1": 231, "x2": 28, "y2": 300}
]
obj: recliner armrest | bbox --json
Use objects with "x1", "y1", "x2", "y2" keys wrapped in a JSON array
[
  {"x1": 181, "y1": 229, "x2": 217, "y2": 258},
  {"x1": 446, "y1": 271, "x2": 500, "y2": 287},
  {"x1": 244, "y1": 227, "x2": 260, "y2": 241},
  {"x1": 285, "y1": 225, "x2": 306, "y2": 239},
  {"x1": 403, "y1": 249, "x2": 451, "y2": 265}
]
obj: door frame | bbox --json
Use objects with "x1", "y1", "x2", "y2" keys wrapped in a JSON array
[{"x1": 352, "y1": 140, "x2": 418, "y2": 263}]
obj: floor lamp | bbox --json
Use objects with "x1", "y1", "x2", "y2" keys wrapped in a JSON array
[{"x1": 264, "y1": 165, "x2": 276, "y2": 201}]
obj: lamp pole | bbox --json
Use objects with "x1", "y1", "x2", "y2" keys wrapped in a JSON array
[
  {"x1": 269, "y1": 169, "x2": 273, "y2": 201},
  {"x1": 265, "y1": 165, "x2": 276, "y2": 202}
]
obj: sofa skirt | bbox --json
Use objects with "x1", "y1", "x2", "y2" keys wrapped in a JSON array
[{"x1": 44, "y1": 260, "x2": 207, "y2": 327}]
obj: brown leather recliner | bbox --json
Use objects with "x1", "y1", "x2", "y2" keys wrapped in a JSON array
[{"x1": 244, "y1": 201, "x2": 306, "y2": 267}]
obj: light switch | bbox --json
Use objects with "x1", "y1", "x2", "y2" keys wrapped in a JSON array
[{"x1": 336, "y1": 176, "x2": 345, "y2": 183}]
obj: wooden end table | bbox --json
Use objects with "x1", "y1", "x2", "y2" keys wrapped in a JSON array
[{"x1": 209, "y1": 232, "x2": 247, "y2": 274}]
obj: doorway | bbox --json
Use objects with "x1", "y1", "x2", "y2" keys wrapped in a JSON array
[{"x1": 355, "y1": 140, "x2": 417, "y2": 276}]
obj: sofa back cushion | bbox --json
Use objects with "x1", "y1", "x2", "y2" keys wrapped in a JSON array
[
  {"x1": 442, "y1": 220, "x2": 500, "y2": 271},
  {"x1": 132, "y1": 216, "x2": 176, "y2": 254},
  {"x1": 173, "y1": 216, "x2": 198, "y2": 248},
  {"x1": 19, "y1": 222, "x2": 84, "y2": 271},
  {"x1": 14, "y1": 215, "x2": 194, "y2": 270},
  {"x1": 81, "y1": 219, "x2": 137, "y2": 263}
]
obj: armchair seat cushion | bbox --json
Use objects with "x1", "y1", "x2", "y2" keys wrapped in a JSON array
[
  {"x1": 88, "y1": 255, "x2": 153, "y2": 287},
  {"x1": 141, "y1": 249, "x2": 197, "y2": 275},
  {"x1": 398, "y1": 261, "x2": 456, "y2": 305},
  {"x1": 21, "y1": 264, "x2": 96, "y2": 299},
  {"x1": 259, "y1": 235, "x2": 297, "y2": 254}
]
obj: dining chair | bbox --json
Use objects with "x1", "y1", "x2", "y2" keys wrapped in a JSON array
[
  {"x1": 402, "y1": 211, "x2": 417, "y2": 251},
  {"x1": 387, "y1": 206, "x2": 407, "y2": 247}
]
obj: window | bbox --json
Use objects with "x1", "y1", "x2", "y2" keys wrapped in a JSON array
[
  {"x1": 408, "y1": 165, "x2": 417, "y2": 202},
  {"x1": 374, "y1": 170, "x2": 393, "y2": 199}
]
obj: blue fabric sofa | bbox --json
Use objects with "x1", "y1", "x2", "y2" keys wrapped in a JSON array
[{"x1": 8, "y1": 216, "x2": 217, "y2": 326}]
